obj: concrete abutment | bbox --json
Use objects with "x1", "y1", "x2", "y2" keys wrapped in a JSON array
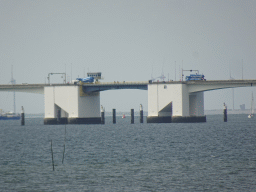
[
  {"x1": 44, "y1": 86, "x2": 101, "y2": 125},
  {"x1": 147, "y1": 83, "x2": 206, "y2": 123}
]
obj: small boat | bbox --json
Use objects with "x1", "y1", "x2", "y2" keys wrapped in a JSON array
[
  {"x1": 0, "y1": 111, "x2": 20, "y2": 120},
  {"x1": 0, "y1": 66, "x2": 20, "y2": 120},
  {"x1": 248, "y1": 92, "x2": 254, "y2": 118},
  {"x1": 122, "y1": 114, "x2": 126, "y2": 118}
]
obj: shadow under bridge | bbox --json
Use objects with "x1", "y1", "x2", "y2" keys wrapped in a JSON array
[{"x1": 81, "y1": 82, "x2": 148, "y2": 93}]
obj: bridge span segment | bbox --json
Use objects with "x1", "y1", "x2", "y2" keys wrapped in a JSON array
[
  {"x1": 186, "y1": 79, "x2": 256, "y2": 93},
  {"x1": 1, "y1": 79, "x2": 256, "y2": 124},
  {"x1": 147, "y1": 79, "x2": 256, "y2": 123}
]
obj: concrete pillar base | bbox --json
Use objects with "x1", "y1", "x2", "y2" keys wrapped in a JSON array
[
  {"x1": 44, "y1": 117, "x2": 101, "y2": 125},
  {"x1": 147, "y1": 116, "x2": 172, "y2": 123},
  {"x1": 172, "y1": 116, "x2": 206, "y2": 123},
  {"x1": 68, "y1": 117, "x2": 101, "y2": 124},
  {"x1": 147, "y1": 116, "x2": 207, "y2": 123},
  {"x1": 44, "y1": 118, "x2": 68, "y2": 125}
]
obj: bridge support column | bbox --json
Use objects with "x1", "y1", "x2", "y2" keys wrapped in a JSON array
[
  {"x1": 189, "y1": 92, "x2": 204, "y2": 116},
  {"x1": 44, "y1": 86, "x2": 101, "y2": 125},
  {"x1": 147, "y1": 83, "x2": 206, "y2": 123}
]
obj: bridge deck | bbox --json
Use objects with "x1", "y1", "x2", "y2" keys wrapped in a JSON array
[
  {"x1": 0, "y1": 79, "x2": 256, "y2": 94},
  {"x1": 185, "y1": 79, "x2": 256, "y2": 85}
]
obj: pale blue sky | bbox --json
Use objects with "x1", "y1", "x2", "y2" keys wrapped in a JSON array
[{"x1": 0, "y1": 0, "x2": 256, "y2": 113}]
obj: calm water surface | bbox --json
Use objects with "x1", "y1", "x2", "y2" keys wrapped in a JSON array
[{"x1": 0, "y1": 115, "x2": 256, "y2": 191}]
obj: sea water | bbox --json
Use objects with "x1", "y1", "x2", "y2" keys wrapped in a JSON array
[{"x1": 0, "y1": 115, "x2": 255, "y2": 191}]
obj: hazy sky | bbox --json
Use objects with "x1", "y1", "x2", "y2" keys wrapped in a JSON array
[{"x1": 0, "y1": 0, "x2": 256, "y2": 113}]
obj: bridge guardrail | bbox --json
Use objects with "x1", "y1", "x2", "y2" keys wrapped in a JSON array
[{"x1": 83, "y1": 81, "x2": 149, "y2": 86}]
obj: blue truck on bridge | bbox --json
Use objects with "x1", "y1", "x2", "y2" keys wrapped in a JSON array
[
  {"x1": 185, "y1": 74, "x2": 206, "y2": 81},
  {"x1": 76, "y1": 77, "x2": 94, "y2": 83}
]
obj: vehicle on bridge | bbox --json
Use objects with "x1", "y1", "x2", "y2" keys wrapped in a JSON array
[
  {"x1": 87, "y1": 72, "x2": 102, "y2": 82},
  {"x1": 185, "y1": 74, "x2": 206, "y2": 81},
  {"x1": 76, "y1": 77, "x2": 94, "y2": 83}
]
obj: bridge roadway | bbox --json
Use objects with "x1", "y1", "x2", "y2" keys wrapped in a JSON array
[{"x1": 0, "y1": 79, "x2": 256, "y2": 94}]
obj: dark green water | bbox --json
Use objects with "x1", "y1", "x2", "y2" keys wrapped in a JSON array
[{"x1": 0, "y1": 115, "x2": 255, "y2": 191}]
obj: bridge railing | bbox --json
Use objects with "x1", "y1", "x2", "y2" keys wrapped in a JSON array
[{"x1": 85, "y1": 81, "x2": 149, "y2": 85}]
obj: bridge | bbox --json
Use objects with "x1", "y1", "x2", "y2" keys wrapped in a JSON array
[
  {"x1": 0, "y1": 81, "x2": 148, "y2": 94},
  {"x1": 1, "y1": 79, "x2": 255, "y2": 93},
  {"x1": 1, "y1": 79, "x2": 256, "y2": 124}
]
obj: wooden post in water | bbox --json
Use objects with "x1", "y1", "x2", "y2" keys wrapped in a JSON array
[
  {"x1": 223, "y1": 103, "x2": 227, "y2": 122},
  {"x1": 101, "y1": 105, "x2": 105, "y2": 124},
  {"x1": 131, "y1": 108, "x2": 134, "y2": 124},
  {"x1": 51, "y1": 140, "x2": 55, "y2": 171},
  {"x1": 140, "y1": 104, "x2": 143, "y2": 123},
  {"x1": 21, "y1": 106, "x2": 25, "y2": 126},
  {"x1": 112, "y1": 109, "x2": 116, "y2": 124},
  {"x1": 62, "y1": 125, "x2": 66, "y2": 164}
]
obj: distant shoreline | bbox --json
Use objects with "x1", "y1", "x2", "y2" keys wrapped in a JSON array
[
  {"x1": 204, "y1": 109, "x2": 251, "y2": 115},
  {"x1": 26, "y1": 109, "x2": 252, "y2": 117}
]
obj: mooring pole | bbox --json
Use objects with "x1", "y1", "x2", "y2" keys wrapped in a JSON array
[
  {"x1": 113, "y1": 108, "x2": 116, "y2": 124},
  {"x1": 223, "y1": 103, "x2": 227, "y2": 122},
  {"x1": 131, "y1": 108, "x2": 134, "y2": 124},
  {"x1": 21, "y1": 106, "x2": 25, "y2": 126},
  {"x1": 101, "y1": 105, "x2": 105, "y2": 124},
  {"x1": 51, "y1": 140, "x2": 55, "y2": 171},
  {"x1": 62, "y1": 125, "x2": 66, "y2": 164},
  {"x1": 140, "y1": 104, "x2": 143, "y2": 123}
]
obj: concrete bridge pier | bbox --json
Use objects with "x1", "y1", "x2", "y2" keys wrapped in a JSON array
[
  {"x1": 147, "y1": 83, "x2": 206, "y2": 123},
  {"x1": 44, "y1": 85, "x2": 101, "y2": 125}
]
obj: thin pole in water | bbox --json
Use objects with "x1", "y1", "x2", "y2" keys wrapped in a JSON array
[
  {"x1": 51, "y1": 140, "x2": 55, "y2": 171},
  {"x1": 62, "y1": 125, "x2": 66, "y2": 164}
]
